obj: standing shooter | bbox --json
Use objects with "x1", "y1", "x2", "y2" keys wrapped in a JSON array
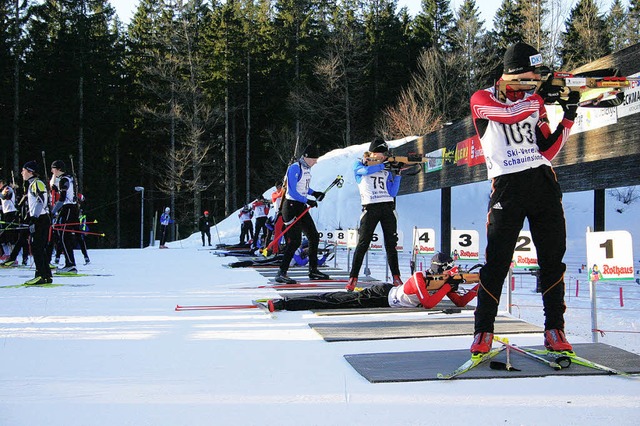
[
  {"x1": 346, "y1": 138, "x2": 403, "y2": 291},
  {"x1": 275, "y1": 145, "x2": 329, "y2": 284},
  {"x1": 50, "y1": 160, "x2": 78, "y2": 273},
  {"x1": 21, "y1": 161, "x2": 52, "y2": 285},
  {"x1": 469, "y1": 42, "x2": 578, "y2": 354}
]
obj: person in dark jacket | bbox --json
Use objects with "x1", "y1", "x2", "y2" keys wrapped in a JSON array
[{"x1": 198, "y1": 210, "x2": 213, "y2": 246}]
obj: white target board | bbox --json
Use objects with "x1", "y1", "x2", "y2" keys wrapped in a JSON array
[
  {"x1": 412, "y1": 228, "x2": 436, "y2": 255},
  {"x1": 512, "y1": 231, "x2": 539, "y2": 268},
  {"x1": 586, "y1": 230, "x2": 634, "y2": 281},
  {"x1": 451, "y1": 230, "x2": 480, "y2": 260},
  {"x1": 335, "y1": 229, "x2": 348, "y2": 248}
]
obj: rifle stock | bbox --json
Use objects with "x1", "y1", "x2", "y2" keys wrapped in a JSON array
[
  {"x1": 363, "y1": 151, "x2": 454, "y2": 166},
  {"x1": 424, "y1": 272, "x2": 480, "y2": 291}
]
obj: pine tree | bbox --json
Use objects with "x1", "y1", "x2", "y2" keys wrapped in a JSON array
[
  {"x1": 450, "y1": 0, "x2": 485, "y2": 101},
  {"x1": 561, "y1": 0, "x2": 610, "y2": 70},
  {"x1": 493, "y1": 0, "x2": 523, "y2": 49},
  {"x1": 414, "y1": 0, "x2": 455, "y2": 52},
  {"x1": 606, "y1": 0, "x2": 628, "y2": 52},
  {"x1": 626, "y1": 0, "x2": 639, "y2": 47},
  {"x1": 517, "y1": 0, "x2": 549, "y2": 53},
  {"x1": 362, "y1": 0, "x2": 410, "y2": 128}
]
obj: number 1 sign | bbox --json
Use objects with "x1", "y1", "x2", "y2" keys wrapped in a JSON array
[{"x1": 586, "y1": 230, "x2": 634, "y2": 281}]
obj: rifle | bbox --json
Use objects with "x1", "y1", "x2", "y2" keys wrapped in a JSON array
[
  {"x1": 364, "y1": 150, "x2": 455, "y2": 174},
  {"x1": 496, "y1": 67, "x2": 637, "y2": 107},
  {"x1": 424, "y1": 272, "x2": 480, "y2": 291},
  {"x1": 41, "y1": 151, "x2": 49, "y2": 184},
  {"x1": 69, "y1": 154, "x2": 81, "y2": 197}
]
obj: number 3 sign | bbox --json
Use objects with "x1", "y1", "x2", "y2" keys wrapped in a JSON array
[{"x1": 586, "y1": 230, "x2": 634, "y2": 281}]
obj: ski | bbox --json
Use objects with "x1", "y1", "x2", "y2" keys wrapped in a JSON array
[
  {"x1": 526, "y1": 348, "x2": 632, "y2": 376},
  {"x1": 493, "y1": 336, "x2": 570, "y2": 370},
  {"x1": 266, "y1": 279, "x2": 349, "y2": 285},
  {"x1": 437, "y1": 346, "x2": 506, "y2": 379},
  {"x1": 0, "y1": 283, "x2": 94, "y2": 289},
  {"x1": 251, "y1": 299, "x2": 278, "y2": 318},
  {"x1": 239, "y1": 281, "x2": 354, "y2": 290},
  {"x1": 53, "y1": 272, "x2": 113, "y2": 277},
  {"x1": 175, "y1": 304, "x2": 260, "y2": 311}
]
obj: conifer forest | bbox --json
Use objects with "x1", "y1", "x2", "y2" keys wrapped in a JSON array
[{"x1": 1, "y1": 0, "x2": 638, "y2": 247}]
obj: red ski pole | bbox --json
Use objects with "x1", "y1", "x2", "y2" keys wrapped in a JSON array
[
  {"x1": 260, "y1": 206, "x2": 312, "y2": 256},
  {"x1": 52, "y1": 227, "x2": 105, "y2": 237},
  {"x1": 260, "y1": 175, "x2": 343, "y2": 256}
]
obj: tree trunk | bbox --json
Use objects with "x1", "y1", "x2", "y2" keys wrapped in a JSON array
[
  {"x1": 12, "y1": 0, "x2": 20, "y2": 175},
  {"x1": 246, "y1": 49, "x2": 251, "y2": 203}
]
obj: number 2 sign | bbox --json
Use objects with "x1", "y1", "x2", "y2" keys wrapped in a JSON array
[
  {"x1": 586, "y1": 230, "x2": 634, "y2": 281},
  {"x1": 512, "y1": 231, "x2": 539, "y2": 268}
]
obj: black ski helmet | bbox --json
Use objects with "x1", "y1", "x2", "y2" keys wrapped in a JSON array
[
  {"x1": 51, "y1": 160, "x2": 66, "y2": 171},
  {"x1": 302, "y1": 144, "x2": 320, "y2": 159},
  {"x1": 369, "y1": 137, "x2": 388, "y2": 153},
  {"x1": 430, "y1": 252, "x2": 455, "y2": 274}
]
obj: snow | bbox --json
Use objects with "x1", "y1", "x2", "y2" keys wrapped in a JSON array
[{"x1": 1, "y1": 140, "x2": 639, "y2": 425}]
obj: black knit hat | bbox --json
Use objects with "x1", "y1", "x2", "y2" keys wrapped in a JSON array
[
  {"x1": 503, "y1": 42, "x2": 543, "y2": 75},
  {"x1": 22, "y1": 160, "x2": 38, "y2": 174},
  {"x1": 369, "y1": 137, "x2": 388, "y2": 153},
  {"x1": 51, "y1": 160, "x2": 66, "y2": 170},
  {"x1": 302, "y1": 144, "x2": 320, "y2": 159}
]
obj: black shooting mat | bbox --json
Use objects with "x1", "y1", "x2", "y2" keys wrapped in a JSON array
[
  {"x1": 309, "y1": 316, "x2": 543, "y2": 342},
  {"x1": 311, "y1": 300, "x2": 473, "y2": 316},
  {"x1": 344, "y1": 343, "x2": 640, "y2": 383}
]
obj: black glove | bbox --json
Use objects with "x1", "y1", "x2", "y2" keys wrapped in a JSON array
[
  {"x1": 537, "y1": 78, "x2": 561, "y2": 104},
  {"x1": 561, "y1": 91, "x2": 581, "y2": 121},
  {"x1": 312, "y1": 191, "x2": 325, "y2": 202},
  {"x1": 307, "y1": 199, "x2": 318, "y2": 208}
]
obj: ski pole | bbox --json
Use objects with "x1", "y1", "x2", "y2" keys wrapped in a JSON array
[
  {"x1": 49, "y1": 219, "x2": 98, "y2": 227},
  {"x1": 494, "y1": 336, "x2": 570, "y2": 370},
  {"x1": 0, "y1": 220, "x2": 29, "y2": 226},
  {"x1": 260, "y1": 175, "x2": 343, "y2": 256},
  {"x1": 51, "y1": 227, "x2": 105, "y2": 237},
  {"x1": 260, "y1": 206, "x2": 312, "y2": 256}
]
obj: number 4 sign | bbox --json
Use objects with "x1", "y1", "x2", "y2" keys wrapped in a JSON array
[
  {"x1": 412, "y1": 228, "x2": 436, "y2": 255},
  {"x1": 586, "y1": 230, "x2": 634, "y2": 281}
]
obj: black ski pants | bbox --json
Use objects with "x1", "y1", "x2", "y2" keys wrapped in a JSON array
[
  {"x1": 475, "y1": 166, "x2": 567, "y2": 333},
  {"x1": 30, "y1": 214, "x2": 52, "y2": 280},
  {"x1": 201, "y1": 229, "x2": 211, "y2": 245},
  {"x1": 56, "y1": 204, "x2": 78, "y2": 267},
  {"x1": 283, "y1": 284, "x2": 393, "y2": 310},
  {"x1": 349, "y1": 201, "x2": 400, "y2": 278},
  {"x1": 253, "y1": 216, "x2": 268, "y2": 247},
  {"x1": 279, "y1": 200, "x2": 319, "y2": 274},
  {"x1": 239, "y1": 221, "x2": 253, "y2": 244}
]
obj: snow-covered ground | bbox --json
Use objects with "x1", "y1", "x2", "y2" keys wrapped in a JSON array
[{"x1": 1, "y1": 141, "x2": 639, "y2": 425}]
